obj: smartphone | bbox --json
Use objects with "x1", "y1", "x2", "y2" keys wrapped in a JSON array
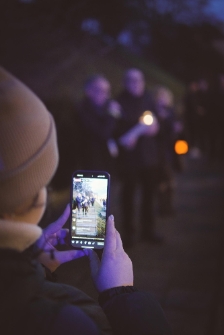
[{"x1": 70, "y1": 170, "x2": 110, "y2": 249}]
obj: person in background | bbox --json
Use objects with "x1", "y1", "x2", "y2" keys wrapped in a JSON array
[
  {"x1": 184, "y1": 78, "x2": 211, "y2": 159},
  {"x1": 115, "y1": 68, "x2": 162, "y2": 247},
  {"x1": 0, "y1": 67, "x2": 172, "y2": 335},
  {"x1": 196, "y1": 78, "x2": 210, "y2": 156},
  {"x1": 153, "y1": 86, "x2": 183, "y2": 217},
  {"x1": 75, "y1": 193, "x2": 83, "y2": 215},
  {"x1": 77, "y1": 74, "x2": 120, "y2": 173}
]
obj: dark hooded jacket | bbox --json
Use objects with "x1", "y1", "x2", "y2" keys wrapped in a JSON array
[{"x1": 0, "y1": 219, "x2": 172, "y2": 335}]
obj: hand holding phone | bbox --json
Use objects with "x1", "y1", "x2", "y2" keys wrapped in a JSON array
[
  {"x1": 37, "y1": 204, "x2": 86, "y2": 272},
  {"x1": 86, "y1": 215, "x2": 134, "y2": 292},
  {"x1": 70, "y1": 170, "x2": 110, "y2": 250}
]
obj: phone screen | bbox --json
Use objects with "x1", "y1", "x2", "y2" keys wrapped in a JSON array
[{"x1": 70, "y1": 170, "x2": 110, "y2": 249}]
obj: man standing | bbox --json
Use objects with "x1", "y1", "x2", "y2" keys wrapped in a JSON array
[
  {"x1": 78, "y1": 75, "x2": 120, "y2": 173},
  {"x1": 116, "y1": 68, "x2": 162, "y2": 247}
]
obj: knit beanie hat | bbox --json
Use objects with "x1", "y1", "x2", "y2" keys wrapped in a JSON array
[{"x1": 0, "y1": 67, "x2": 59, "y2": 213}]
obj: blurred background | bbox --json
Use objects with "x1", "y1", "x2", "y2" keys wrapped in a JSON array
[
  {"x1": 1, "y1": 0, "x2": 224, "y2": 186},
  {"x1": 1, "y1": 1, "x2": 224, "y2": 334},
  {"x1": 2, "y1": 0, "x2": 224, "y2": 95}
]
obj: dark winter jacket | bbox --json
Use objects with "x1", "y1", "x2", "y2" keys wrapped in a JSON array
[
  {"x1": 0, "y1": 219, "x2": 172, "y2": 335},
  {"x1": 77, "y1": 97, "x2": 116, "y2": 172}
]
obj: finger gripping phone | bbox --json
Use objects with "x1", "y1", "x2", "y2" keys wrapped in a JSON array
[{"x1": 70, "y1": 170, "x2": 110, "y2": 249}]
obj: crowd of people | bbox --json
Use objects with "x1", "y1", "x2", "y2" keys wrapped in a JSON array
[
  {"x1": 75, "y1": 69, "x2": 224, "y2": 247},
  {"x1": 74, "y1": 193, "x2": 94, "y2": 215},
  {"x1": 77, "y1": 68, "x2": 184, "y2": 247}
]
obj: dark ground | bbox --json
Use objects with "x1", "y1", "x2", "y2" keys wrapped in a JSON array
[{"x1": 44, "y1": 155, "x2": 224, "y2": 335}]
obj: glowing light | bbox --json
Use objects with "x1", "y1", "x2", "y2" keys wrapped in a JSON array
[
  {"x1": 139, "y1": 111, "x2": 154, "y2": 125},
  {"x1": 174, "y1": 140, "x2": 188, "y2": 155}
]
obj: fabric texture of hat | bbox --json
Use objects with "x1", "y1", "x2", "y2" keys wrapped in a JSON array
[{"x1": 0, "y1": 67, "x2": 59, "y2": 213}]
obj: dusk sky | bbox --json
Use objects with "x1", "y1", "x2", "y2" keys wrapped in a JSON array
[{"x1": 205, "y1": 0, "x2": 224, "y2": 22}]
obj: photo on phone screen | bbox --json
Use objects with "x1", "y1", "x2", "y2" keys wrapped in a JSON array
[{"x1": 70, "y1": 170, "x2": 110, "y2": 249}]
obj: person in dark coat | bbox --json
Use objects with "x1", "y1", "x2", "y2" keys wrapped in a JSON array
[
  {"x1": 195, "y1": 78, "x2": 211, "y2": 155},
  {"x1": 0, "y1": 67, "x2": 172, "y2": 335},
  {"x1": 153, "y1": 86, "x2": 183, "y2": 217},
  {"x1": 115, "y1": 68, "x2": 162, "y2": 246},
  {"x1": 183, "y1": 80, "x2": 201, "y2": 157},
  {"x1": 184, "y1": 79, "x2": 210, "y2": 158},
  {"x1": 75, "y1": 193, "x2": 82, "y2": 214},
  {"x1": 78, "y1": 75, "x2": 120, "y2": 173}
]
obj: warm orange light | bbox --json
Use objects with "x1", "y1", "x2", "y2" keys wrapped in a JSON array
[
  {"x1": 139, "y1": 111, "x2": 154, "y2": 125},
  {"x1": 174, "y1": 140, "x2": 188, "y2": 155}
]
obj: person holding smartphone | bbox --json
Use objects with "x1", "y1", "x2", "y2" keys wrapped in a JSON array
[{"x1": 0, "y1": 67, "x2": 172, "y2": 335}]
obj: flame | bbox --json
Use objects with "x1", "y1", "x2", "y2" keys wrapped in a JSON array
[{"x1": 139, "y1": 111, "x2": 154, "y2": 125}]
